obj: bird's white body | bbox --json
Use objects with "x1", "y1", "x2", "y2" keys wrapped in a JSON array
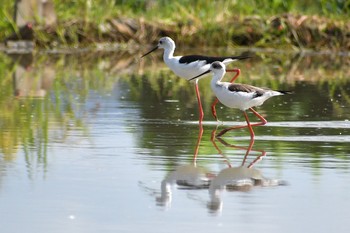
[
  {"x1": 164, "y1": 54, "x2": 210, "y2": 80},
  {"x1": 190, "y1": 61, "x2": 290, "y2": 137},
  {"x1": 144, "y1": 37, "x2": 249, "y2": 80},
  {"x1": 202, "y1": 62, "x2": 284, "y2": 111},
  {"x1": 212, "y1": 81, "x2": 283, "y2": 111},
  {"x1": 141, "y1": 37, "x2": 251, "y2": 122}
]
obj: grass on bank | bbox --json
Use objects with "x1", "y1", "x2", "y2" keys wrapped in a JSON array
[
  {"x1": 0, "y1": 0, "x2": 349, "y2": 49},
  {"x1": 112, "y1": 0, "x2": 349, "y2": 20}
]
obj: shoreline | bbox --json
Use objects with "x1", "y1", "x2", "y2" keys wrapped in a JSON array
[
  {"x1": 1, "y1": 0, "x2": 349, "y2": 52},
  {"x1": 1, "y1": 14, "x2": 349, "y2": 52}
]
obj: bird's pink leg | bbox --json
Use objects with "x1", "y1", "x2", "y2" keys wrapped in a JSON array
[
  {"x1": 249, "y1": 108, "x2": 267, "y2": 127},
  {"x1": 192, "y1": 123, "x2": 204, "y2": 163},
  {"x1": 211, "y1": 69, "x2": 241, "y2": 121},
  {"x1": 216, "y1": 108, "x2": 267, "y2": 137},
  {"x1": 241, "y1": 137, "x2": 255, "y2": 166},
  {"x1": 247, "y1": 149, "x2": 266, "y2": 168},
  {"x1": 195, "y1": 80, "x2": 204, "y2": 123},
  {"x1": 240, "y1": 111, "x2": 255, "y2": 165},
  {"x1": 241, "y1": 112, "x2": 268, "y2": 168},
  {"x1": 211, "y1": 128, "x2": 232, "y2": 168},
  {"x1": 243, "y1": 110, "x2": 255, "y2": 139},
  {"x1": 226, "y1": 68, "x2": 241, "y2": 83},
  {"x1": 217, "y1": 136, "x2": 266, "y2": 167},
  {"x1": 211, "y1": 99, "x2": 219, "y2": 121}
]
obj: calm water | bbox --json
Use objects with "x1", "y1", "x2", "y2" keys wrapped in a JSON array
[{"x1": 0, "y1": 49, "x2": 350, "y2": 233}]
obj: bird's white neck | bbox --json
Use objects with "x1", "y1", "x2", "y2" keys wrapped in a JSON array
[
  {"x1": 211, "y1": 70, "x2": 226, "y2": 87},
  {"x1": 163, "y1": 45, "x2": 175, "y2": 62}
]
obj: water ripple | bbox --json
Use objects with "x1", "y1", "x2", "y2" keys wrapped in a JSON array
[{"x1": 184, "y1": 120, "x2": 350, "y2": 129}]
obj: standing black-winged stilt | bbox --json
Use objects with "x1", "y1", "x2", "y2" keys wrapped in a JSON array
[
  {"x1": 190, "y1": 61, "x2": 291, "y2": 138},
  {"x1": 141, "y1": 36, "x2": 251, "y2": 123}
]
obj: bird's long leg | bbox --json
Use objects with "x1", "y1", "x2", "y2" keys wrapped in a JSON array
[
  {"x1": 192, "y1": 123, "x2": 204, "y2": 164},
  {"x1": 241, "y1": 137, "x2": 255, "y2": 166},
  {"x1": 226, "y1": 69, "x2": 241, "y2": 83},
  {"x1": 216, "y1": 116, "x2": 266, "y2": 168},
  {"x1": 210, "y1": 98, "x2": 220, "y2": 122},
  {"x1": 216, "y1": 137, "x2": 254, "y2": 167},
  {"x1": 211, "y1": 69, "x2": 241, "y2": 121},
  {"x1": 216, "y1": 136, "x2": 265, "y2": 167},
  {"x1": 195, "y1": 79, "x2": 204, "y2": 123},
  {"x1": 249, "y1": 108, "x2": 267, "y2": 126},
  {"x1": 210, "y1": 127, "x2": 232, "y2": 168},
  {"x1": 247, "y1": 149, "x2": 266, "y2": 168},
  {"x1": 216, "y1": 108, "x2": 267, "y2": 137},
  {"x1": 243, "y1": 110, "x2": 255, "y2": 139},
  {"x1": 239, "y1": 111, "x2": 256, "y2": 165}
]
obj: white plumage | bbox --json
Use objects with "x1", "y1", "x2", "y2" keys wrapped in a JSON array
[
  {"x1": 212, "y1": 82, "x2": 284, "y2": 111},
  {"x1": 141, "y1": 37, "x2": 251, "y2": 122},
  {"x1": 142, "y1": 37, "x2": 250, "y2": 80},
  {"x1": 190, "y1": 61, "x2": 290, "y2": 137},
  {"x1": 192, "y1": 61, "x2": 286, "y2": 111}
]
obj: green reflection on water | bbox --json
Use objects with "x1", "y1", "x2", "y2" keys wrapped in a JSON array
[
  {"x1": 124, "y1": 50, "x2": 350, "y2": 170},
  {"x1": 0, "y1": 49, "x2": 349, "y2": 171}
]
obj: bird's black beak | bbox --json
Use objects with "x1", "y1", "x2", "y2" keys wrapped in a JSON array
[
  {"x1": 141, "y1": 45, "x2": 159, "y2": 58},
  {"x1": 189, "y1": 70, "x2": 211, "y2": 81}
]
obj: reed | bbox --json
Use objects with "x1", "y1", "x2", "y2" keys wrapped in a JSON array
[{"x1": 0, "y1": 0, "x2": 349, "y2": 49}]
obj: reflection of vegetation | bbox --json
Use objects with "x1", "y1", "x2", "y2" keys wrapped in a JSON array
[
  {"x1": 127, "y1": 52, "x2": 350, "y2": 171},
  {"x1": 135, "y1": 51, "x2": 350, "y2": 121},
  {"x1": 0, "y1": 55, "x2": 67, "y2": 162},
  {"x1": 0, "y1": 51, "x2": 128, "y2": 163},
  {"x1": 0, "y1": 50, "x2": 349, "y2": 173}
]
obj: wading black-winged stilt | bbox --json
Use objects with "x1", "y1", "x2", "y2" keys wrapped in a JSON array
[
  {"x1": 190, "y1": 61, "x2": 291, "y2": 137},
  {"x1": 141, "y1": 36, "x2": 251, "y2": 123}
]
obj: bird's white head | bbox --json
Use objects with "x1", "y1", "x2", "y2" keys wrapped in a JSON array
[
  {"x1": 157, "y1": 37, "x2": 175, "y2": 50},
  {"x1": 141, "y1": 36, "x2": 175, "y2": 58},
  {"x1": 210, "y1": 61, "x2": 226, "y2": 73},
  {"x1": 189, "y1": 61, "x2": 226, "y2": 81}
]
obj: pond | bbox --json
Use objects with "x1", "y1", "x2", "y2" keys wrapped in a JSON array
[{"x1": 0, "y1": 48, "x2": 350, "y2": 233}]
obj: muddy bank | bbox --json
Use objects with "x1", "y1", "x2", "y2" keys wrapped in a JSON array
[{"x1": 3, "y1": 14, "x2": 350, "y2": 51}]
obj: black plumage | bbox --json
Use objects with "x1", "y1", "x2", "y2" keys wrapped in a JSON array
[
  {"x1": 228, "y1": 83, "x2": 264, "y2": 97},
  {"x1": 179, "y1": 54, "x2": 251, "y2": 64}
]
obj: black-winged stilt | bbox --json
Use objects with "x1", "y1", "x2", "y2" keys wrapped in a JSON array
[
  {"x1": 190, "y1": 61, "x2": 291, "y2": 137},
  {"x1": 141, "y1": 36, "x2": 251, "y2": 123}
]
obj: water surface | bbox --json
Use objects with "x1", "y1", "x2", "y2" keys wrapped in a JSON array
[{"x1": 0, "y1": 49, "x2": 349, "y2": 233}]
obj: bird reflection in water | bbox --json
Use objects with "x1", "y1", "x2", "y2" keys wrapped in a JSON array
[
  {"x1": 208, "y1": 127, "x2": 286, "y2": 214},
  {"x1": 156, "y1": 124, "x2": 214, "y2": 208}
]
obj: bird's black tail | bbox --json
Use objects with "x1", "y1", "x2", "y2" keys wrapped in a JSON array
[
  {"x1": 277, "y1": 90, "x2": 294, "y2": 95},
  {"x1": 229, "y1": 52, "x2": 253, "y2": 61}
]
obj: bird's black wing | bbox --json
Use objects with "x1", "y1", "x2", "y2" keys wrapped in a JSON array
[
  {"x1": 228, "y1": 84, "x2": 265, "y2": 98},
  {"x1": 179, "y1": 54, "x2": 251, "y2": 64}
]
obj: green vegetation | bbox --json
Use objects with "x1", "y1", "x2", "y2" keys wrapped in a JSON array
[
  {"x1": 112, "y1": 0, "x2": 349, "y2": 20},
  {"x1": 0, "y1": 0, "x2": 349, "y2": 50},
  {"x1": 0, "y1": 49, "x2": 349, "y2": 168}
]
